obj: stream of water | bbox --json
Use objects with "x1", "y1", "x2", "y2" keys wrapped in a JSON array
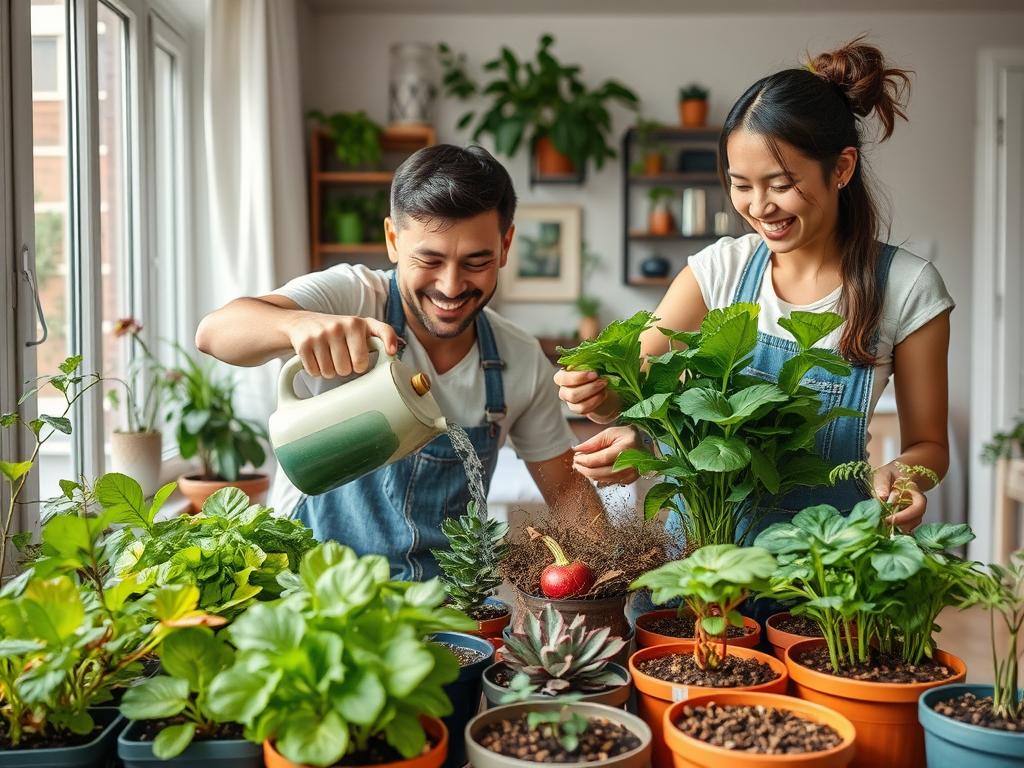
[{"x1": 446, "y1": 424, "x2": 487, "y2": 521}]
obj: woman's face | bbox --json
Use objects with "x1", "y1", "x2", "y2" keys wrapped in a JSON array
[{"x1": 726, "y1": 128, "x2": 853, "y2": 255}]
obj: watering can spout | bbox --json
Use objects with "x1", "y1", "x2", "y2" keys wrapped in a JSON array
[{"x1": 434, "y1": 416, "x2": 448, "y2": 432}]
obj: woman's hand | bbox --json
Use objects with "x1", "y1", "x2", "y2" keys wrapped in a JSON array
[
  {"x1": 553, "y1": 369, "x2": 622, "y2": 423},
  {"x1": 872, "y1": 464, "x2": 928, "y2": 532},
  {"x1": 572, "y1": 426, "x2": 643, "y2": 485}
]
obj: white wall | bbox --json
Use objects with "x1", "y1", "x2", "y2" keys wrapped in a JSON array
[{"x1": 298, "y1": 8, "x2": 1024, "y2": 495}]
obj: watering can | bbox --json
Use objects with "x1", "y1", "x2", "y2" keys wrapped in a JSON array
[{"x1": 269, "y1": 337, "x2": 448, "y2": 495}]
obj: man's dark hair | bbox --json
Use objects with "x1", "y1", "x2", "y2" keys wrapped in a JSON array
[{"x1": 390, "y1": 144, "x2": 517, "y2": 234}]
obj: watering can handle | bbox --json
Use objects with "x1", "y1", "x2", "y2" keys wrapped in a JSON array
[{"x1": 278, "y1": 336, "x2": 395, "y2": 406}]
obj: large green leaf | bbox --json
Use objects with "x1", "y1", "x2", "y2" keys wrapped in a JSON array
[
  {"x1": 0, "y1": 460, "x2": 33, "y2": 483},
  {"x1": 622, "y1": 393, "x2": 673, "y2": 421},
  {"x1": 777, "y1": 311, "x2": 844, "y2": 350},
  {"x1": 227, "y1": 603, "x2": 304, "y2": 652},
  {"x1": 206, "y1": 666, "x2": 283, "y2": 723},
  {"x1": 332, "y1": 669, "x2": 386, "y2": 725},
  {"x1": 160, "y1": 628, "x2": 231, "y2": 690},
  {"x1": 675, "y1": 388, "x2": 731, "y2": 423},
  {"x1": 96, "y1": 473, "x2": 152, "y2": 530},
  {"x1": 153, "y1": 723, "x2": 196, "y2": 760},
  {"x1": 688, "y1": 437, "x2": 751, "y2": 472},
  {"x1": 120, "y1": 676, "x2": 190, "y2": 720},
  {"x1": 778, "y1": 349, "x2": 851, "y2": 394},
  {"x1": 643, "y1": 482, "x2": 679, "y2": 521},
  {"x1": 725, "y1": 384, "x2": 789, "y2": 425},
  {"x1": 276, "y1": 710, "x2": 349, "y2": 768},
  {"x1": 913, "y1": 523, "x2": 975, "y2": 551},
  {"x1": 21, "y1": 577, "x2": 83, "y2": 644},
  {"x1": 871, "y1": 536, "x2": 925, "y2": 581},
  {"x1": 692, "y1": 309, "x2": 758, "y2": 377}
]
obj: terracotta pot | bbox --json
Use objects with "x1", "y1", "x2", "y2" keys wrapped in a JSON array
[
  {"x1": 766, "y1": 612, "x2": 822, "y2": 661},
  {"x1": 466, "y1": 701, "x2": 651, "y2": 768},
  {"x1": 644, "y1": 152, "x2": 665, "y2": 176},
  {"x1": 663, "y1": 691, "x2": 857, "y2": 768},
  {"x1": 629, "y1": 642, "x2": 789, "y2": 768},
  {"x1": 513, "y1": 587, "x2": 630, "y2": 639},
  {"x1": 263, "y1": 715, "x2": 447, "y2": 768},
  {"x1": 110, "y1": 430, "x2": 163, "y2": 497},
  {"x1": 481, "y1": 661, "x2": 632, "y2": 709},
  {"x1": 679, "y1": 99, "x2": 708, "y2": 128},
  {"x1": 578, "y1": 315, "x2": 600, "y2": 341},
  {"x1": 470, "y1": 597, "x2": 511, "y2": 654},
  {"x1": 534, "y1": 135, "x2": 576, "y2": 176},
  {"x1": 785, "y1": 638, "x2": 966, "y2": 768},
  {"x1": 176, "y1": 473, "x2": 270, "y2": 514},
  {"x1": 635, "y1": 608, "x2": 761, "y2": 650},
  {"x1": 648, "y1": 208, "x2": 676, "y2": 236}
]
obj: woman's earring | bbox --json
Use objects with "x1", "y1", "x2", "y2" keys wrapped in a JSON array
[{"x1": 837, "y1": 181, "x2": 845, "y2": 189}]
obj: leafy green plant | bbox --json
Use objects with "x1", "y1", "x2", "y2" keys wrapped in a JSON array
[
  {"x1": 438, "y1": 35, "x2": 639, "y2": 173},
  {"x1": 982, "y1": 414, "x2": 1024, "y2": 464},
  {"x1": 648, "y1": 186, "x2": 676, "y2": 209},
  {"x1": 120, "y1": 628, "x2": 237, "y2": 758},
  {"x1": 206, "y1": 542, "x2": 475, "y2": 767},
  {"x1": 557, "y1": 306, "x2": 858, "y2": 547},
  {"x1": 632, "y1": 544, "x2": 775, "y2": 669},
  {"x1": 679, "y1": 83, "x2": 709, "y2": 101},
  {"x1": 105, "y1": 318, "x2": 171, "y2": 434},
  {"x1": 307, "y1": 110, "x2": 382, "y2": 168},
  {"x1": 501, "y1": 605, "x2": 626, "y2": 696},
  {"x1": 959, "y1": 551, "x2": 1024, "y2": 720},
  {"x1": 433, "y1": 501, "x2": 508, "y2": 616},
  {"x1": 1, "y1": 356, "x2": 103, "y2": 572},
  {"x1": 828, "y1": 460, "x2": 940, "y2": 523},
  {"x1": 527, "y1": 706, "x2": 591, "y2": 753},
  {"x1": 575, "y1": 296, "x2": 601, "y2": 319},
  {"x1": 755, "y1": 500, "x2": 976, "y2": 672},
  {"x1": 164, "y1": 346, "x2": 268, "y2": 482},
  {"x1": 325, "y1": 190, "x2": 389, "y2": 245}
]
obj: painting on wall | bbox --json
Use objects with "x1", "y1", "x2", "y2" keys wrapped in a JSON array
[{"x1": 500, "y1": 204, "x2": 581, "y2": 302}]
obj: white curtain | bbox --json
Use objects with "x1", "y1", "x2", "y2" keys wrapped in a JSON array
[{"x1": 204, "y1": 0, "x2": 307, "y2": 434}]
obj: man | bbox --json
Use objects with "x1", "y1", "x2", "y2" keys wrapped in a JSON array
[{"x1": 195, "y1": 143, "x2": 605, "y2": 580}]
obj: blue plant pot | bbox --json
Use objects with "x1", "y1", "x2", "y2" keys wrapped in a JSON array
[
  {"x1": 117, "y1": 720, "x2": 261, "y2": 768},
  {"x1": 920, "y1": 683, "x2": 1024, "y2": 767},
  {"x1": 0, "y1": 708, "x2": 124, "y2": 768},
  {"x1": 432, "y1": 631, "x2": 494, "y2": 768}
]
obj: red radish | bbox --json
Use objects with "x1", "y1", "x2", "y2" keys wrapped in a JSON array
[{"x1": 529, "y1": 527, "x2": 595, "y2": 599}]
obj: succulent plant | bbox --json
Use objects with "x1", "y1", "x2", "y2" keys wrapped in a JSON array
[
  {"x1": 501, "y1": 605, "x2": 626, "y2": 696},
  {"x1": 433, "y1": 501, "x2": 508, "y2": 615}
]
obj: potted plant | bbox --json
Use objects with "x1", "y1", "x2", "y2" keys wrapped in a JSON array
[
  {"x1": 483, "y1": 605, "x2": 630, "y2": 709},
  {"x1": 632, "y1": 118, "x2": 668, "y2": 176},
  {"x1": 430, "y1": 631, "x2": 495, "y2": 768},
  {"x1": 982, "y1": 412, "x2": 1024, "y2": 464},
  {"x1": 557, "y1": 306, "x2": 857, "y2": 549},
  {"x1": 107, "y1": 318, "x2": 168, "y2": 497},
  {"x1": 433, "y1": 501, "x2": 511, "y2": 649},
  {"x1": 307, "y1": 109, "x2": 382, "y2": 169},
  {"x1": 575, "y1": 296, "x2": 602, "y2": 342},
  {"x1": 207, "y1": 541, "x2": 476, "y2": 768},
  {"x1": 500, "y1": 517, "x2": 674, "y2": 642},
  {"x1": 647, "y1": 187, "x2": 677, "y2": 235},
  {"x1": 439, "y1": 35, "x2": 639, "y2": 178},
  {"x1": 325, "y1": 196, "x2": 365, "y2": 244},
  {"x1": 118, "y1": 627, "x2": 260, "y2": 767},
  {"x1": 466, "y1": 701, "x2": 652, "y2": 768},
  {"x1": 755, "y1": 498, "x2": 972, "y2": 768},
  {"x1": 163, "y1": 347, "x2": 270, "y2": 512},
  {"x1": 678, "y1": 83, "x2": 709, "y2": 128},
  {"x1": 663, "y1": 691, "x2": 856, "y2": 767},
  {"x1": 629, "y1": 544, "x2": 786, "y2": 768},
  {"x1": 920, "y1": 549, "x2": 1024, "y2": 767}
]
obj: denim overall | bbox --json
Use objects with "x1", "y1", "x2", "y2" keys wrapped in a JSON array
[{"x1": 294, "y1": 271, "x2": 507, "y2": 581}]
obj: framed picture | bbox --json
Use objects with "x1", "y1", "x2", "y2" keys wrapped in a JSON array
[{"x1": 500, "y1": 204, "x2": 581, "y2": 302}]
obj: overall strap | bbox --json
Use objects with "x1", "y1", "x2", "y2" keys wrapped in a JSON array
[
  {"x1": 875, "y1": 243, "x2": 898, "y2": 293},
  {"x1": 385, "y1": 270, "x2": 406, "y2": 338},
  {"x1": 733, "y1": 240, "x2": 772, "y2": 304},
  {"x1": 474, "y1": 310, "x2": 507, "y2": 428}
]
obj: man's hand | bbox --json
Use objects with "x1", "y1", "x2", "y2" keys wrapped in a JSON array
[
  {"x1": 572, "y1": 426, "x2": 643, "y2": 486},
  {"x1": 285, "y1": 313, "x2": 401, "y2": 378},
  {"x1": 872, "y1": 463, "x2": 928, "y2": 533}
]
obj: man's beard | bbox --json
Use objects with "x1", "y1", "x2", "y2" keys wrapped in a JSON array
[{"x1": 400, "y1": 283, "x2": 495, "y2": 339}]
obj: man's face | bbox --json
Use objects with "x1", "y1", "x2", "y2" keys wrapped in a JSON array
[{"x1": 385, "y1": 210, "x2": 514, "y2": 339}]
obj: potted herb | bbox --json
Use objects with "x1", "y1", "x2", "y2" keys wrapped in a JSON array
[
  {"x1": 920, "y1": 550, "x2": 1024, "y2": 767},
  {"x1": 484, "y1": 605, "x2": 630, "y2": 709},
  {"x1": 207, "y1": 541, "x2": 476, "y2": 768},
  {"x1": 118, "y1": 628, "x2": 260, "y2": 767},
  {"x1": 107, "y1": 318, "x2": 169, "y2": 497},
  {"x1": 163, "y1": 347, "x2": 270, "y2": 512},
  {"x1": 438, "y1": 35, "x2": 639, "y2": 178},
  {"x1": 663, "y1": 691, "x2": 856, "y2": 767},
  {"x1": 632, "y1": 118, "x2": 668, "y2": 176},
  {"x1": 307, "y1": 109, "x2": 382, "y2": 169},
  {"x1": 678, "y1": 83, "x2": 709, "y2": 128},
  {"x1": 755, "y1": 499, "x2": 972, "y2": 768},
  {"x1": 433, "y1": 501, "x2": 511, "y2": 648},
  {"x1": 466, "y1": 701, "x2": 652, "y2": 768},
  {"x1": 557, "y1": 306, "x2": 856, "y2": 549},
  {"x1": 647, "y1": 187, "x2": 677, "y2": 235},
  {"x1": 628, "y1": 544, "x2": 786, "y2": 768}
]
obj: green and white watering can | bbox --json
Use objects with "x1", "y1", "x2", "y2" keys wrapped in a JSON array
[{"x1": 270, "y1": 337, "x2": 447, "y2": 495}]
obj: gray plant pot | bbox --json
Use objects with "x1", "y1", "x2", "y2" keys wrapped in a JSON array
[
  {"x1": 116, "y1": 720, "x2": 261, "y2": 768},
  {"x1": 0, "y1": 708, "x2": 124, "y2": 767},
  {"x1": 431, "y1": 631, "x2": 495, "y2": 768},
  {"x1": 481, "y1": 661, "x2": 632, "y2": 709},
  {"x1": 466, "y1": 701, "x2": 651, "y2": 768}
]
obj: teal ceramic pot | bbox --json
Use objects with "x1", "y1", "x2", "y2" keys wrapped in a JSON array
[
  {"x1": 919, "y1": 684, "x2": 1024, "y2": 767},
  {"x1": 432, "y1": 631, "x2": 495, "y2": 768},
  {"x1": 0, "y1": 708, "x2": 124, "y2": 768},
  {"x1": 117, "y1": 720, "x2": 261, "y2": 767}
]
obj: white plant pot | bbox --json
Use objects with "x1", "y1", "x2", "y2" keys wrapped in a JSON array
[{"x1": 110, "y1": 430, "x2": 163, "y2": 497}]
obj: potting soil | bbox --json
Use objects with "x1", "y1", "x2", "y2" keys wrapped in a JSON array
[
  {"x1": 933, "y1": 691, "x2": 1024, "y2": 732},
  {"x1": 674, "y1": 702, "x2": 843, "y2": 754},
  {"x1": 636, "y1": 653, "x2": 779, "y2": 687},
  {"x1": 795, "y1": 646, "x2": 955, "y2": 684},
  {"x1": 476, "y1": 714, "x2": 642, "y2": 762}
]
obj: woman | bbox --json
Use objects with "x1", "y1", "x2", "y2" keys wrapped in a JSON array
[{"x1": 558, "y1": 40, "x2": 953, "y2": 534}]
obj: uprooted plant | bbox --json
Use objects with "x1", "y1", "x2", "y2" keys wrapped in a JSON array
[
  {"x1": 755, "y1": 500, "x2": 976, "y2": 673},
  {"x1": 433, "y1": 501, "x2": 508, "y2": 618},
  {"x1": 828, "y1": 460, "x2": 940, "y2": 526},
  {"x1": 631, "y1": 544, "x2": 776, "y2": 669},
  {"x1": 557, "y1": 306, "x2": 859, "y2": 548}
]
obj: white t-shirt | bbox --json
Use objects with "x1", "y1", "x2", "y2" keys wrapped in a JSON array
[
  {"x1": 688, "y1": 234, "x2": 955, "y2": 420},
  {"x1": 267, "y1": 264, "x2": 575, "y2": 515}
]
